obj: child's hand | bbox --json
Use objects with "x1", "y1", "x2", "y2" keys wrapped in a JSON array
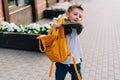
[{"x1": 55, "y1": 23, "x2": 62, "y2": 28}]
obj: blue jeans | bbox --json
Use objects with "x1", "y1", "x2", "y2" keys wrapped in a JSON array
[{"x1": 55, "y1": 62, "x2": 82, "y2": 80}]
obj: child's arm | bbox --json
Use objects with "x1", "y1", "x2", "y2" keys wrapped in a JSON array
[
  {"x1": 61, "y1": 21, "x2": 83, "y2": 29},
  {"x1": 62, "y1": 21, "x2": 84, "y2": 34},
  {"x1": 54, "y1": 21, "x2": 84, "y2": 35},
  {"x1": 55, "y1": 21, "x2": 83, "y2": 28}
]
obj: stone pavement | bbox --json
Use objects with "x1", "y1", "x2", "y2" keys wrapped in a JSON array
[{"x1": 0, "y1": 0, "x2": 120, "y2": 80}]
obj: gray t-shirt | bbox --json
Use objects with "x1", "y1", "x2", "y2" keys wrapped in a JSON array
[{"x1": 62, "y1": 28, "x2": 83, "y2": 64}]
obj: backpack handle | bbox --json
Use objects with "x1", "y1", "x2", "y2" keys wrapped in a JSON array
[
  {"x1": 49, "y1": 25, "x2": 59, "y2": 36},
  {"x1": 37, "y1": 26, "x2": 59, "y2": 53},
  {"x1": 38, "y1": 39, "x2": 46, "y2": 52},
  {"x1": 37, "y1": 35, "x2": 46, "y2": 52}
]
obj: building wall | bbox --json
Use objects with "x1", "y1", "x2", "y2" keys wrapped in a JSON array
[
  {"x1": 0, "y1": 0, "x2": 66, "y2": 23},
  {"x1": 36, "y1": 0, "x2": 47, "y2": 20},
  {"x1": 0, "y1": 0, "x2": 4, "y2": 22},
  {"x1": 59, "y1": 0, "x2": 65, "y2": 2},
  {"x1": 48, "y1": 0, "x2": 56, "y2": 7},
  {"x1": 10, "y1": 5, "x2": 32, "y2": 25}
]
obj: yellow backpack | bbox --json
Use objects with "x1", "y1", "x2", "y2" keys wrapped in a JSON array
[{"x1": 37, "y1": 18, "x2": 82, "y2": 80}]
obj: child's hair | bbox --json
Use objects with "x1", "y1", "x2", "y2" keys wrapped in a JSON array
[{"x1": 67, "y1": 4, "x2": 84, "y2": 12}]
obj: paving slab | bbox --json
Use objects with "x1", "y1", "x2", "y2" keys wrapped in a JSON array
[{"x1": 0, "y1": 0, "x2": 120, "y2": 80}]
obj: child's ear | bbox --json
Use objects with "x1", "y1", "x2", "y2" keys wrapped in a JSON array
[{"x1": 66, "y1": 11, "x2": 69, "y2": 18}]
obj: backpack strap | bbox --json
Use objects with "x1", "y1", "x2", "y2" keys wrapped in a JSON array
[
  {"x1": 49, "y1": 62, "x2": 54, "y2": 77},
  {"x1": 70, "y1": 53, "x2": 82, "y2": 80},
  {"x1": 48, "y1": 53, "x2": 82, "y2": 80}
]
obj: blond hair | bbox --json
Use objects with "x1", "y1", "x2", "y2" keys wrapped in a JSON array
[{"x1": 67, "y1": 4, "x2": 84, "y2": 12}]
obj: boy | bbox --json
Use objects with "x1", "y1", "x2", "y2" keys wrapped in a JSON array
[{"x1": 55, "y1": 4, "x2": 84, "y2": 80}]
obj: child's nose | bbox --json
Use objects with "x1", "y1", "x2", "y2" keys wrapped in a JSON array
[{"x1": 76, "y1": 16, "x2": 79, "y2": 20}]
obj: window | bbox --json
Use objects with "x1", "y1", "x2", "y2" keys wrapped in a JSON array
[
  {"x1": 8, "y1": 0, "x2": 16, "y2": 6},
  {"x1": 8, "y1": 0, "x2": 30, "y2": 7},
  {"x1": 18, "y1": 0, "x2": 30, "y2": 6},
  {"x1": 3, "y1": 0, "x2": 36, "y2": 23},
  {"x1": 24, "y1": 0, "x2": 30, "y2": 4},
  {"x1": 8, "y1": 0, "x2": 30, "y2": 11}
]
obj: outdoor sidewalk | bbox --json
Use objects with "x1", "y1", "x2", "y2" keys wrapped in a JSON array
[{"x1": 0, "y1": 0, "x2": 120, "y2": 80}]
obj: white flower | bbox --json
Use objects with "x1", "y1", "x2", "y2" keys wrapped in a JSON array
[
  {"x1": 53, "y1": 18, "x2": 58, "y2": 23},
  {"x1": 28, "y1": 31, "x2": 31, "y2": 34},
  {"x1": 49, "y1": 22, "x2": 54, "y2": 26},
  {"x1": 0, "y1": 21, "x2": 51, "y2": 34},
  {"x1": 33, "y1": 30, "x2": 38, "y2": 34},
  {"x1": 43, "y1": 24, "x2": 51, "y2": 29},
  {"x1": 28, "y1": 23, "x2": 41, "y2": 31},
  {"x1": 19, "y1": 25, "x2": 24, "y2": 32},
  {"x1": 58, "y1": 15, "x2": 63, "y2": 18},
  {"x1": 0, "y1": 19, "x2": 54, "y2": 34},
  {"x1": 41, "y1": 27, "x2": 46, "y2": 31},
  {"x1": 8, "y1": 25, "x2": 14, "y2": 32},
  {"x1": 1, "y1": 21, "x2": 9, "y2": 31},
  {"x1": 1, "y1": 21, "x2": 9, "y2": 27},
  {"x1": 11, "y1": 23, "x2": 21, "y2": 32}
]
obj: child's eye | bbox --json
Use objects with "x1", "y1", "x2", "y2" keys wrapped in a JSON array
[{"x1": 74, "y1": 13, "x2": 77, "y2": 16}]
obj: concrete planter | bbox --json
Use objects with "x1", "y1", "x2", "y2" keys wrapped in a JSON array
[
  {"x1": 0, "y1": 32, "x2": 40, "y2": 51},
  {"x1": 0, "y1": 32, "x2": 5, "y2": 47},
  {"x1": 43, "y1": 9, "x2": 65, "y2": 18}
]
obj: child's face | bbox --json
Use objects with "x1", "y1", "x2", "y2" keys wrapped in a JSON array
[{"x1": 66, "y1": 8, "x2": 83, "y2": 22}]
